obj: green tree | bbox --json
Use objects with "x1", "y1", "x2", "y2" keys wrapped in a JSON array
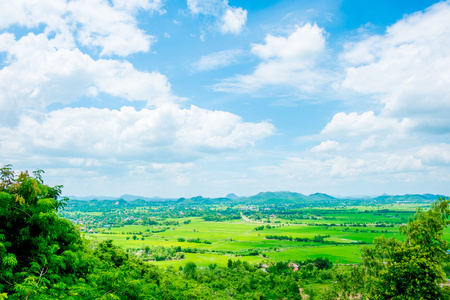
[
  {"x1": 183, "y1": 262, "x2": 197, "y2": 279},
  {"x1": 360, "y1": 198, "x2": 450, "y2": 299},
  {"x1": 0, "y1": 165, "x2": 86, "y2": 299}
]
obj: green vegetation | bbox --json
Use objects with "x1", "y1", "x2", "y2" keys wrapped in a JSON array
[
  {"x1": 1, "y1": 165, "x2": 450, "y2": 299},
  {"x1": 360, "y1": 199, "x2": 450, "y2": 299},
  {"x1": 326, "y1": 198, "x2": 450, "y2": 299}
]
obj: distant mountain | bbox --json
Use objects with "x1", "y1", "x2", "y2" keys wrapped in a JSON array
[
  {"x1": 66, "y1": 194, "x2": 175, "y2": 202},
  {"x1": 308, "y1": 193, "x2": 337, "y2": 201},
  {"x1": 179, "y1": 196, "x2": 232, "y2": 205},
  {"x1": 65, "y1": 192, "x2": 446, "y2": 205},
  {"x1": 374, "y1": 194, "x2": 445, "y2": 202},
  {"x1": 66, "y1": 195, "x2": 119, "y2": 201},
  {"x1": 225, "y1": 193, "x2": 239, "y2": 199},
  {"x1": 242, "y1": 191, "x2": 308, "y2": 203},
  {"x1": 119, "y1": 194, "x2": 153, "y2": 202},
  {"x1": 131, "y1": 199, "x2": 149, "y2": 206}
]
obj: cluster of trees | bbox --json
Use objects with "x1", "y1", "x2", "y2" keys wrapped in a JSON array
[
  {"x1": 297, "y1": 257, "x2": 333, "y2": 270},
  {"x1": 1, "y1": 165, "x2": 450, "y2": 299},
  {"x1": 176, "y1": 237, "x2": 211, "y2": 244},
  {"x1": 265, "y1": 234, "x2": 331, "y2": 243},
  {"x1": 203, "y1": 214, "x2": 241, "y2": 222},
  {"x1": 130, "y1": 246, "x2": 185, "y2": 261}
]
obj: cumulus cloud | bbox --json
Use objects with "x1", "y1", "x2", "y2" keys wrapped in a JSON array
[
  {"x1": 0, "y1": 33, "x2": 172, "y2": 120},
  {"x1": 306, "y1": 2, "x2": 450, "y2": 174},
  {"x1": 0, "y1": 0, "x2": 160, "y2": 56},
  {"x1": 0, "y1": 0, "x2": 67, "y2": 31},
  {"x1": 311, "y1": 140, "x2": 340, "y2": 152},
  {"x1": 341, "y1": 1, "x2": 450, "y2": 132},
  {"x1": 416, "y1": 144, "x2": 450, "y2": 166},
  {"x1": 193, "y1": 49, "x2": 243, "y2": 71},
  {"x1": 186, "y1": 0, "x2": 247, "y2": 35},
  {"x1": 214, "y1": 23, "x2": 331, "y2": 93},
  {"x1": 251, "y1": 24, "x2": 325, "y2": 60},
  {"x1": 69, "y1": 0, "x2": 153, "y2": 56},
  {"x1": 220, "y1": 7, "x2": 247, "y2": 35},
  {"x1": 0, "y1": 104, "x2": 275, "y2": 161},
  {"x1": 254, "y1": 152, "x2": 425, "y2": 189},
  {"x1": 321, "y1": 111, "x2": 412, "y2": 136}
]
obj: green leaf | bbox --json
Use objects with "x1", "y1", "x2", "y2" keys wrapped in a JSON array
[{"x1": 2, "y1": 254, "x2": 17, "y2": 268}]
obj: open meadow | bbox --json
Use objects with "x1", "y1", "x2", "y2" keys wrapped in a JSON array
[{"x1": 65, "y1": 199, "x2": 450, "y2": 268}]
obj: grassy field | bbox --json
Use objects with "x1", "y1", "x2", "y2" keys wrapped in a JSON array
[
  {"x1": 85, "y1": 219, "x2": 415, "y2": 267},
  {"x1": 265, "y1": 245, "x2": 362, "y2": 263},
  {"x1": 77, "y1": 201, "x2": 450, "y2": 268}
]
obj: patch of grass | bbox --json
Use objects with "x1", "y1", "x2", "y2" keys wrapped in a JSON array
[{"x1": 265, "y1": 245, "x2": 362, "y2": 264}]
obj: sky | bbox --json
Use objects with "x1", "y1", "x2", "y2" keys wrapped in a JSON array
[{"x1": 1, "y1": 0, "x2": 450, "y2": 198}]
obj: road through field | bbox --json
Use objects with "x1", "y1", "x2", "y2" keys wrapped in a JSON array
[{"x1": 240, "y1": 212, "x2": 263, "y2": 223}]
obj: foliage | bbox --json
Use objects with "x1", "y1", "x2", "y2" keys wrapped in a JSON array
[
  {"x1": 343, "y1": 197, "x2": 450, "y2": 299},
  {"x1": 297, "y1": 257, "x2": 333, "y2": 270},
  {"x1": 0, "y1": 165, "x2": 85, "y2": 299}
]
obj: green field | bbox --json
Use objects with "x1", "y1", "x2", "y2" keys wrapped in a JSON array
[
  {"x1": 63, "y1": 200, "x2": 450, "y2": 268},
  {"x1": 85, "y1": 218, "x2": 411, "y2": 266}
]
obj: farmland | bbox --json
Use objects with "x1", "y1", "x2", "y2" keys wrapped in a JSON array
[{"x1": 61, "y1": 192, "x2": 449, "y2": 268}]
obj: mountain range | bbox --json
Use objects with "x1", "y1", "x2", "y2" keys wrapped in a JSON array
[{"x1": 66, "y1": 191, "x2": 446, "y2": 204}]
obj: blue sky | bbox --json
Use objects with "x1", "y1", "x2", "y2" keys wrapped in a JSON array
[{"x1": 1, "y1": 0, "x2": 450, "y2": 198}]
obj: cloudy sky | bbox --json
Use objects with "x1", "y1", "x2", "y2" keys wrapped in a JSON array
[{"x1": 1, "y1": 0, "x2": 450, "y2": 198}]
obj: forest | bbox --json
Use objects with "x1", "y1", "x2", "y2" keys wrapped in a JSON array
[{"x1": 1, "y1": 165, "x2": 450, "y2": 299}]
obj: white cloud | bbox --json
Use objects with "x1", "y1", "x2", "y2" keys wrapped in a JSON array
[
  {"x1": 328, "y1": 155, "x2": 423, "y2": 177},
  {"x1": 0, "y1": 0, "x2": 68, "y2": 31},
  {"x1": 214, "y1": 23, "x2": 331, "y2": 93},
  {"x1": 194, "y1": 49, "x2": 243, "y2": 71},
  {"x1": 311, "y1": 140, "x2": 340, "y2": 152},
  {"x1": 187, "y1": 0, "x2": 222, "y2": 15},
  {"x1": 112, "y1": 0, "x2": 165, "y2": 14},
  {"x1": 341, "y1": 1, "x2": 450, "y2": 132},
  {"x1": 251, "y1": 24, "x2": 325, "y2": 60},
  {"x1": 306, "y1": 1, "x2": 450, "y2": 179},
  {"x1": 69, "y1": 0, "x2": 153, "y2": 56},
  {"x1": 255, "y1": 152, "x2": 424, "y2": 184},
  {"x1": 416, "y1": 144, "x2": 450, "y2": 166},
  {"x1": 0, "y1": 33, "x2": 173, "y2": 121},
  {"x1": 186, "y1": 0, "x2": 247, "y2": 35},
  {"x1": 313, "y1": 110, "x2": 420, "y2": 157},
  {"x1": 0, "y1": 0, "x2": 160, "y2": 57},
  {"x1": 220, "y1": 7, "x2": 247, "y2": 35},
  {"x1": 0, "y1": 104, "x2": 275, "y2": 160},
  {"x1": 321, "y1": 111, "x2": 412, "y2": 136}
]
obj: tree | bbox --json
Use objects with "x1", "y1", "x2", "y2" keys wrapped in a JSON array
[
  {"x1": 0, "y1": 165, "x2": 86, "y2": 298},
  {"x1": 360, "y1": 198, "x2": 450, "y2": 299},
  {"x1": 183, "y1": 262, "x2": 197, "y2": 279}
]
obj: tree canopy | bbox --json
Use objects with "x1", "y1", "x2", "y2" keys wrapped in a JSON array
[
  {"x1": 329, "y1": 198, "x2": 450, "y2": 299},
  {"x1": 361, "y1": 198, "x2": 450, "y2": 299}
]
